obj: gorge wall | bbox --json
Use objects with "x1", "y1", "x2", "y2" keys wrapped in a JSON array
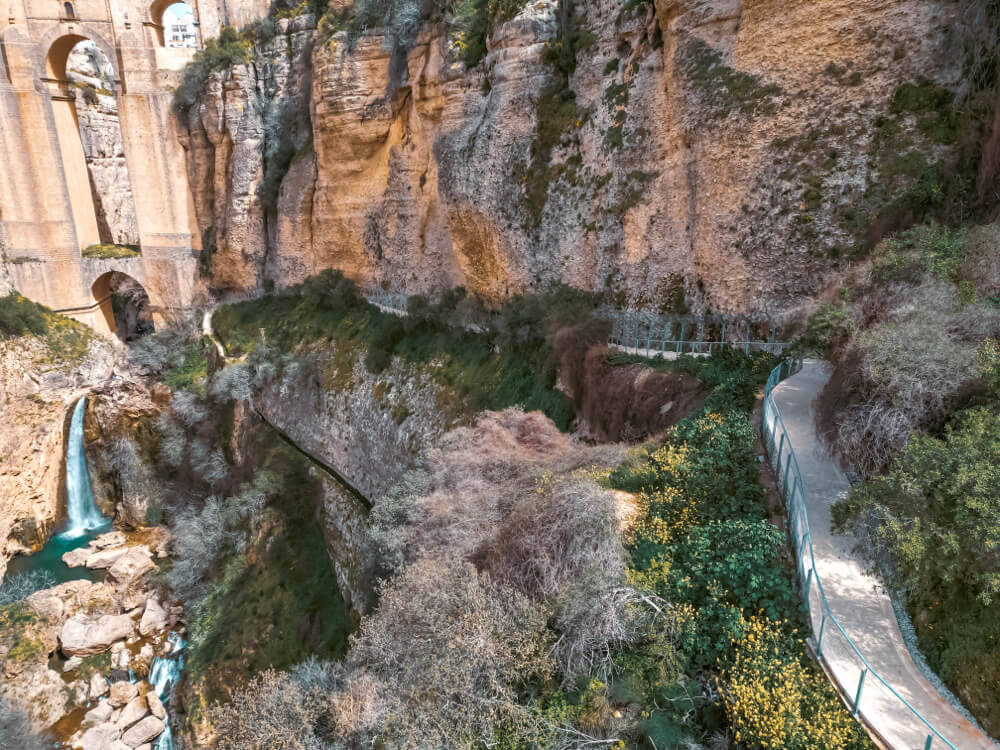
[
  {"x1": 181, "y1": 0, "x2": 964, "y2": 316},
  {"x1": 0, "y1": 335, "x2": 117, "y2": 579}
]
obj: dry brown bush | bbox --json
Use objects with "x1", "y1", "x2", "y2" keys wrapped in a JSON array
[
  {"x1": 339, "y1": 556, "x2": 551, "y2": 748},
  {"x1": 819, "y1": 276, "x2": 1000, "y2": 474},
  {"x1": 555, "y1": 324, "x2": 706, "y2": 441}
]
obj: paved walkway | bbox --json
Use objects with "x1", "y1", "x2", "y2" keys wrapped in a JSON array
[{"x1": 770, "y1": 360, "x2": 997, "y2": 750}]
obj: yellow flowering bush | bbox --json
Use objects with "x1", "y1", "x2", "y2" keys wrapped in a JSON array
[{"x1": 722, "y1": 619, "x2": 870, "y2": 750}]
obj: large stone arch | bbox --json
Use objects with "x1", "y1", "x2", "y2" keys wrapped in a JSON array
[
  {"x1": 81, "y1": 258, "x2": 152, "y2": 336},
  {"x1": 0, "y1": 0, "x2": 265, "y2": 332}
]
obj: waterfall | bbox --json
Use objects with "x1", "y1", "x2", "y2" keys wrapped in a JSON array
[
  {"x1": 60, "y1": 397, "x2": 110, "y2": 539},
  {"x1": 149, "y1": 632, "x2": 185, "y2": 750}
]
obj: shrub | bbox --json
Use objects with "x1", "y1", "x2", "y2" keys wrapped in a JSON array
[
  {"x1": 0, "y1": 292, "x2": 48, "y2": 338},
  {"x1": 174, "y1": 27, "x2": 251, "y2": 115},
  {"x1": 450, "y1": 0, "x2": 529, "y2": 67},
  {"x1": 722, "y1": 619, "x2": 870, "y2": 750},
  {"x1": 208, "y1": 669, "x2": 330, "y2": 750},
  {"x1": 342, "y1": 557, "x2": 553, "y2": 747},
  {"x1": 841, "y1": 407, "x2": 1000, "y2": 607},
  {"x1": 0, "y1": 570, "x2": 56, "y2": 606}
]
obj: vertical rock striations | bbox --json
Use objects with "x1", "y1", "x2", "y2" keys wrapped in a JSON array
[{"x1": 179, "y1": 0, "x2": 963, "y2": 315}]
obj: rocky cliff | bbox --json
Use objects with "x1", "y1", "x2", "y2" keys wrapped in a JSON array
[
  {"x1": 0, "y1": 334, "x2": 118, "y2": 579},
  {"x1": 68, "y1": 45, "x2": 141, "y2": 247},
  {"x1": 180, "y1": 0, "x2": 964, "y2": 315}
]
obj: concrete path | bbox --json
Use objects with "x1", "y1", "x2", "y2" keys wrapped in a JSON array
[{"x1": 769, "y1": 360, "x2": 997, "y2": 750}]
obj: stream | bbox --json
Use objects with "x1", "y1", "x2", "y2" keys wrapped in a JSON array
[{"x1": 6, "y1": 396, "x2": 184, "y2": 750}]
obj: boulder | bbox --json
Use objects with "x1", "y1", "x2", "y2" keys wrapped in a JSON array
[
  {"x1": 85, "y1": 546, "x2": 131, "y2": 569},
  {"x1": 111, "y1": 642, "x2": 131, "y2": 671},
  {"x1": 139, "y1": 597, "x2": 167, "y2": 637},
  {"x1": 93, "y1": 531, "x2": 127, "y2": 549},
  {"x1": 63, "y1": 655, "x2": 82, "y2": 672},
  {"x1": 67, "y1": 678, "x2": 89, "y2": 707},
  {"x1": 134, "y1": 745, "x2": 152, "y2": 750},
  {"x1": 108, "y1": 547, "x2": 155, "y2": 582},
  {"x1": 110, "y1": 742, "x2": 133, "y2": 750},
  {"x1": 4, "y1": 665, "x2": 70, "y2": 727},
  {"x1": 77, "y1": 722, "x2": 120, "y2": 750},
  {"x1": 83, "y1": 700, "x2": 114, "y2": 725},
  {"x1": 146, "y1": 691, "x2": 165, "y2": 719},
  {"x1": 62, "y1": 547, "x2": 92, "y2": 567},
  {"x1": 116, "y1": 694, "x2": 148, "y2": 729},
  {"x1": 108, "y1": 680, "x2": 138, "y2": 708},
  {"x1": 90, "y1": 671, "x2": 109, "y2": 698},
  {"x1": 121, "y1": 715, "x2": 165, "y2": 747},
  {"x1": 60, "y1": 614, "x2": 135, "y2": 656}
]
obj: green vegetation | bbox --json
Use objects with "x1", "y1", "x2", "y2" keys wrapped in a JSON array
[
  {"x1": 174, "y1": 26, "x2": 252, "y2": 114},
  {"x1": 81, "y1": 243, "x2": 141, "y2": 259},
  {"x1": 0, "y1": 292, "x2": 48, "y2": 338},
  {"x1": 184, "y1": 439, "x2": 352, "y2": 708},
  {"x1": 0, "y1": 602, "x2": 47, "y2": 666},
  {"x1": 596, "y1": 353, "x2": 870, "y2": 748},
  {"x1": 76, "y1": 652, "x2": 112, "y2": 682},
  {"x1": 679, "y1": 39, "x2": 782, "y2": 122},
  {"x1": 213, "y1": 271, "x2": 589, "y2": 430},
  {"x1": 820, "y1": 218, "x2": 1000, "y2": 735},
  {"x1": 0, "y1": 292, "x2": 93, "y2": 363},
  {"x1": 834, "y1": 407, "x2": 1000, "y2": 734},
  {"x1": 450, "y1": 0, "x2": 529, "y2": 67}
]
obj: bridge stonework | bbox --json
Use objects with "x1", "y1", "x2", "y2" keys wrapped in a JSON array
[{"x1": 0, "y1": 0, "x2": 266, "y2": 333}]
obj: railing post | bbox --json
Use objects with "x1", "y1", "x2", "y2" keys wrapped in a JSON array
[
  {"x1": 782, "y1": 451, "x2": 793, "y2": 497},
  {"x1": 720, "y1": 320, "x2": 727, "y2": 350},
  {"x1": 678, "y1": 321, "x2": 686, "y2": 354},
  {"x1": 816, "y1": 613, "x2": 826, "y2": 657},
  {"x1": 925, "y1": 734, "x2": 934, "y2": 750},
  {"x1": 662, "y1": 324, "x2": 668, "y2": 354},
  {"x1": 804, "y1": 566, "x2": 813, "y2": 599},
  {"x1": 646, "y1": 323, "x2": 652, "y2": 354},
  {"x1": 853, "y1": 668, "x2": 868, "y2": 717},
  {"x1": 776, "y1": 432, "x2": 786, "y2": 466}
]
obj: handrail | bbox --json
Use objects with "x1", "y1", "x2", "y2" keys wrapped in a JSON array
[{"x1": 763, "y1": 360, "x2": 960, "y2": 750}]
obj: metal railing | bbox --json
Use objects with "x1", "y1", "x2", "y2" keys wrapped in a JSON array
[
  {"x1": 608, "y1": 313, "x2": 791, "y2": 357},
  {"x1": 763, "y1": 360, "x2": 960, "y2": 750}
]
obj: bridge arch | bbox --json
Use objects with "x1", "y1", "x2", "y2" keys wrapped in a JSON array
[
  {"x1": 36, "y1": 25, "x2": 120, "y2": 88},
  {"x1": 90, "y1": 269, "x2": 154, "y2": 341}
]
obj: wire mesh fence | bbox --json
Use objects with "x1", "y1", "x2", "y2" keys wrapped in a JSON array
[
  {"x1": 763, "y1": 360, "x2": 962, "y2": 750},
  {"x1": 608, "y1": 311, "x2": 791, "y2": 357}
]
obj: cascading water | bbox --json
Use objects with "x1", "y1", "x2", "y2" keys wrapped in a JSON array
[
  {"x1": 148, "y1": 632, "x2": 186, "y2": 750},
  {"x1": 5, "y1": 396, "x2": 109, "y2": 584},
  {"x1": 60, "y1": 397, "x2": 110, "y2": 539}
]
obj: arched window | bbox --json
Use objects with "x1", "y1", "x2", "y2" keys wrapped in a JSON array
[{"x1": 64, "y1": 2, "x2": 75, "y2": 18}]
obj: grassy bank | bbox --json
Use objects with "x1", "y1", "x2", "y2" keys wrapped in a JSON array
[{"x1": 213, "y1": 273, "x2": 585, "y2": 430}]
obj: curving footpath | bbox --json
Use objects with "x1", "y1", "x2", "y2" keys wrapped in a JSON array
[{"x1": 769, "y1": 360, "x2": 997, "y2": 750}]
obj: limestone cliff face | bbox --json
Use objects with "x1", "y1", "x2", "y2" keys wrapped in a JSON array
[
  {"x1": 181, "y1": 0, "x2": 961, "y2": 315},
  {"x1": 0, "y1": 336, "x2": 117, "y2": 580}
]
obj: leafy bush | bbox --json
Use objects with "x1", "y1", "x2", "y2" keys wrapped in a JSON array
[
  {"x1": 722, "y1": 619, "x2": 870, "y2": 750},
  {"x1": 449, "y1": 0, "x2": 527, "y2": 66},
  {"x1": 840, "y1": 407, "x2": 1000, "y2": 608},
  {"x1": 0, "y1": 292, "x2": 48, "y2": 338},
  {"x1": 174, "y1": 27, "x2": 251, "y2": 115}
]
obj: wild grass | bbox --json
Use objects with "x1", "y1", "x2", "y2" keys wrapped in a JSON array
[{"x1": 81, "y1": 243, "x2": 141, "y2": 259}]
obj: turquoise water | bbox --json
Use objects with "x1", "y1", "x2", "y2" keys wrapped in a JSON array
[{"x1": 5, "y1": 397, "x2": 110, "y2": 585}]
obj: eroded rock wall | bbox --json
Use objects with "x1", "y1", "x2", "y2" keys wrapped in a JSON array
[
  {"x1": 0, "y1": 336, "x2": 118, "y2": 580},
  {"x1": 181, "y1": 0, "x2": 961, "y2": 315}
]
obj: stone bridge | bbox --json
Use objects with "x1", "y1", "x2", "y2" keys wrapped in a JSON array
[{"x1": 0, "y1": 0, "x2": 266, "y2": 335}]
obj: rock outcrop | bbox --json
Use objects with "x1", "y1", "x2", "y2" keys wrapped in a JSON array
[
  {"x1": 60, "y1": 613, "x2": 137, "y2": 656},
  {"x1": 0, "y1": 334, "x2": 117, "y2": 579},
  {"x1": 181, "y1": 0, "x2": 963, "y2": 315},
  {"x1": 68, "y1": 42, "x2": 140, "y2": 247}
]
